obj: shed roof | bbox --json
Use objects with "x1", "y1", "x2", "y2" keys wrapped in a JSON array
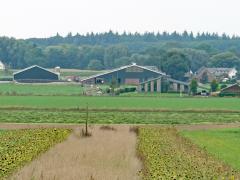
[
  {"x1": 13, "y1": 65, "x2": 59, "y2": 76},
  {"x1": 220, "y1": 83, "x2": 240, "y2": 92},
  {"x1": 81, "y1": 63, "x2": 166, "y2": 82},
  {"x1": 139, "y1": 76, "x2": 189, "y2": 86}
]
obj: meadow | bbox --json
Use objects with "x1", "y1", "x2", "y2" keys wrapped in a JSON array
[
  {"x1": 0, "y1": 83, "x2": 84, "y2": 96},
  {"x1": 182, "y1": 128, "x2": 240, "y2": 170},
  {"x1": 0, "y1": 95, "x2": 240, "y2": 110}
]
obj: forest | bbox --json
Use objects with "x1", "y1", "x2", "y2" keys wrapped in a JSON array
[{"x1": 1, "y1": 31, "x2": 240, "y2": 80}]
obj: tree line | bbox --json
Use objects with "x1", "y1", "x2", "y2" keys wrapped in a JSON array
[{"x1": 0, "y1": 31, "x2": 240, "y2": 80}]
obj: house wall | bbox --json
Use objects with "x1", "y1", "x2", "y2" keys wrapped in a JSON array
[
  {"x1": 229, "y1": 69, "x2": 237, "y2": 78},
  {"x1": 0, "y1": 62, "x2": 5, "y2": 70},
  {"x1": 14, "y1": 67, "x2": 59, "y2": 82}
]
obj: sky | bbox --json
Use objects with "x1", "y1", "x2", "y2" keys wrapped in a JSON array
[{"x1": 0, "y1": 0, "x2": 239, "y2": 39}]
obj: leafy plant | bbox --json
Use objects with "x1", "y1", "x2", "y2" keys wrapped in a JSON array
[{"x1": 0, "y1": 128, "x2": 71, "y2": 179}]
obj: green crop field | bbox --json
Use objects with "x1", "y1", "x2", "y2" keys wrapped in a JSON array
[
  {"x1": 138, "y1": 127, "x2": 240, "y2": 179},
  {"x1": 0, "y1": 83, "x2": 84, "y2": 96},
  {"x1": 0, "y1": 128, "x2": 71, "y2": 179},
  {"x1": 182, "y1": 128, "x2": 240, "y2": 170},
  {"x1": 1, "y1": 110, "x2": 240, "y2": 124},
  {"x1": 0, "y1": 95, "x2": 240, "y2": 110}
]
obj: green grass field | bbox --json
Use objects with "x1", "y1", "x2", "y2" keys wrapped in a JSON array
[
  {"x1": 0, "y1": 95, "x2": 240, "y2": 110},
  {"x1": 0, "y1": 83, "x2": 84, "y2": 95},
  {"x1": 182, "y1": 128, "x2": 240, "y2": 170}
]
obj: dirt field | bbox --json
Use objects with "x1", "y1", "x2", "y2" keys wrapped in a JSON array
[{"x1": 9, "y1": 126, "x2": 141, "y2": 180}]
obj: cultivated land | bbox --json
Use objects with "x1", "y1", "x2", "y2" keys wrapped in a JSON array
[
  {"x1": 0, "y1": 83, "x2": 84, "y2": 96},
  {"x1": 1, "y1": 96, "x2": 240, "y2": 110},
  {"x1": 138, "y1": 127, "x2": 240, "y2": 179},
  {"x1": 1, "y1": 124, "x2": 240, "y2": 179},
  {"x1": 1, "y1": 83, "x2": 240, "y2": 179},
  {"x1": 9, "y1": 126, "x2": 141, "y2": 180},
  {"x1": 0, "y1": 128, "x2": 71, "y2": 179},
  {"x1": 182, "y1": 128, "x2": 240, "y2": 170}
]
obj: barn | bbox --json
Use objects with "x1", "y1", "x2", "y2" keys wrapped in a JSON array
[
  {"x1": 138, "y1": 76, "x2": 189, "y2": 93},
  {"x1": 81, "y1": 63, "x2": 166, "y2": 85},
  {"x1": 219, "y1": 84, "x2": 240, "y2": 97},
  {"x1": 13, "y1": 65, "x2": 60, "y2": 83}
]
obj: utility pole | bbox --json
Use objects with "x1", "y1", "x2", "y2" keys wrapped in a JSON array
[{"x1": 85, "y1": 103, "x2": 88, "y2": 135}]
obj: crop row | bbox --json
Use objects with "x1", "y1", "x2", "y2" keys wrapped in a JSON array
[
  {"x1": 137, "y1": 127, "x2": 240, "y2": 179},
  {"x1": 0, "y1": 128, "x2": 71, "y2": 179},
  {"x1": 0, "y1": 110, "x2": 240, "y2": 124}
]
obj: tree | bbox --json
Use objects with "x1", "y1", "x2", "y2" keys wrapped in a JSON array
[
  {"x1": 87, "y1": 59, "x2": 104, "y2": 70},
  {"x1": 209, "y1": 52, "x2": 240, "y2": 69},
  {"x1": 190, "y1": 78, "x2": 198, "y2": 95},
  {"x1": 162, "y1": 49, "x2": 190, "y2": 80},
  {"x1": 210, "y1": 79, "x2": 219, "y2": 92},
  {"x1": 104, "y1": 45, "x2": 129, "y2": 69}
]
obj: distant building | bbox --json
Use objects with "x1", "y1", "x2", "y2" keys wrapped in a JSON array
[
  {"x1": 219, "y1": 84, "x2": 240, "y2": 97},
  {"x1": 81, "y1": 63, "x2": 166, "y2": 85},
  {"x1": 13, "y1": 65, "x2": 60, "y2": 83},
  {"x1": 0, "y1": 61, "x2": 5, "y2": 70},
  {"x1": 138, "y1": 76, "x2": 189, "y2": 93},
  {"x1": 196, "y1": 67, "x2": 237, "y2": 83}
]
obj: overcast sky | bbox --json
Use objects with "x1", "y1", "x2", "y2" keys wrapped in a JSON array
[{"x1": 0, "y1": 0, "x2": 239, "y2": 39}]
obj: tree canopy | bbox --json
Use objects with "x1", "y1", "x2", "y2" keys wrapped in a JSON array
[{"x1": 1, "y1": 31, "x2": 240, "y2": 80}]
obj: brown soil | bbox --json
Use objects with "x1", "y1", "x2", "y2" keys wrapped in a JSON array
[{"x1": 9, "y1": 125, "x2": 141, "y2": 180}]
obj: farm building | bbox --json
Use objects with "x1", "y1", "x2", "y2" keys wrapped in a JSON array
[
  {"x1": 196, "y1": 67, "x2": 237, "y2": 83},
  {"x1": 219, "y1": 84, "x2": 240, "y2": 96},
  {"x1": 13, "y1": 65, "x2": 60, "y2": 83},
  {"x1": 81, "y1": 63, "x2": 166, "y2": 85},
  {"x1": 0, "y1": 61, "x2": 5, "y2": 70},
  {"x1": 138, "y1": 76, "x2": 189, "y2": 93}
]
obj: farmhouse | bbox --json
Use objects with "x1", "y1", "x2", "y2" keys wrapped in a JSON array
[
  {"x1": 138, "y1": 76, "x2": 189, "y2": 93},
  {"x1": 196, "y1": 67, "x2": 237, "y2": 83},
  {"x1": 81, "y1": 63, "x2": 166, "y2": 85},
  {"x1": 219, "y1": 83, "x2": 240, "y2": 96},
  {"x1": 13, "y1": 65, "x2": 60, "y2": 83},
  {"x1": 0, "y1": 61, "x2": 5, "y2": 70}
]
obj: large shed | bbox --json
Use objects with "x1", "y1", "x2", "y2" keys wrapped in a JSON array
[
  {"x1": 81, "y1": 63, "x2": 166, "y2": 85},
  {"x1": 13, "y1": 65, "x2": 59, "y2": 83},
  {"x1": 219, "y1": 84, "x2": 240, "y2": 97}
]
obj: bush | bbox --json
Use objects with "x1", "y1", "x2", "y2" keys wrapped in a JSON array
[{"x1": 220, "y1": 84, "x2": 227, "y2": 89}]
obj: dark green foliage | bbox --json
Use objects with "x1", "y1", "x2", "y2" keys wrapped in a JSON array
[
  {"x1": 87, "y1": 59, "x2": 104, "y2": 70},
  {"x1": 210, "y1": 79, "x2": 219, "y2": 92},
  {"x1": 220, "y1": 84, "x2": 227, "y2": 89},
  {"x1": 1, "y1": 31, "x2": 240, "y2": 80},
  {"x1": 190, "y1": 79, "x2": 198, "y2": 95},
  {"x1": 209, "y1": 52, "x2": 240, "y2": 69}
]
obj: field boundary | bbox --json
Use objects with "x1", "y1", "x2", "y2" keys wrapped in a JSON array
[{"x1": 0, "y1": 106, "x2": 240, "y2": 113}]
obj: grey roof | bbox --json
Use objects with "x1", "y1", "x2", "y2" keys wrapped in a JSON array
[
  {"x1": 197, "y1": 67, "x2": 235, "y2": 75},
  {"x1": 220, "y1": 83, "x2": 240, "y2": 92},
  {"x1": 139, "y1": 76, "x2": 189, "y2": 86},
  {"x1": 13, "y1": 65, "x2": 60, "y2": 76},
  {"x1": 81, "y1": 63, "x2": 166, "y2": 82}
]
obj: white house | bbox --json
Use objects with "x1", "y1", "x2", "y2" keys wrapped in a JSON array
[{"x1": 0, "y1": 61, "x2": 5, "y2": 70}]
